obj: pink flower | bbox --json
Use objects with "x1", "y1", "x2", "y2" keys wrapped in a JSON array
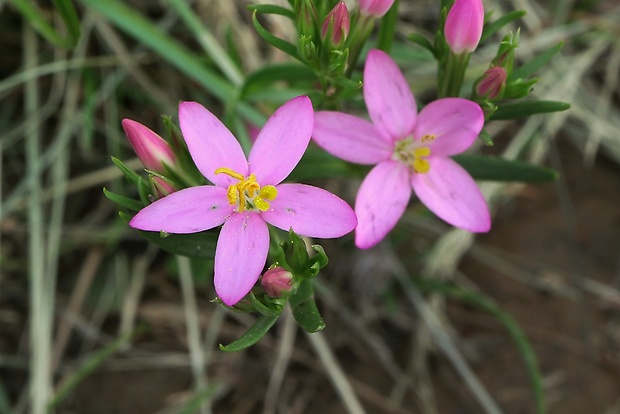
[
  {"x1": 261, "y1": 267, "x2": 294, "y2": 298},
  {"x1": 444, "y1": 0, "x2": 484, "y2": 54},
  {"x1": 321, "y1": 2, "x2": 350, "y2": 45},
  {"x1": 313, "y1": 50, "x2": 490, "y2": 249},
  {"x1": 122, "y1": 119, "x2": 176, "y2": 173},
  {"x1": 129, "y1": 96, "x2": 357, "y2": 305},
  {"x1": 358, "y1": 0, "x2": 394, "y2": 17},
  {"x1": 475, "y1": 66, "x2": 506, "y2": 100}
]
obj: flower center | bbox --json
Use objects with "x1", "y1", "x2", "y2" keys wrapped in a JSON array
[
  {"x1": 215, "y1": 168, "x2": 277, "y2": 212},
  {"x1": 393, "y1": 134, "x2": 435, "y2": 174}
]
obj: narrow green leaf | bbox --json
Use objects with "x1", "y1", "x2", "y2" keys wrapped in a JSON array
[
  {"x1": 9, "y1": 0, "x2": 80, "y2": 48},
  {"x1": 111, "y1": 156, "x2": 142, "y2": 186},
  {"x1": 490, "y1": 100, "x2": 570, "y2": 120},
  {"x1": 48, "y1": 328, "x2": 141, "y2": 408},
  {"x1": 376, "y1": 0, "x2": 398, "y2": 52},
  {"x1": 251, "y1": 11, "x2": 299, "y2": 58},
  {"x1": 290, "y1": 280, "x2": 325, "y2": 333},
  {"x1": 219, "y1": 314, "x2": 280, "y2": 352},
  {"x1": 413, "y1": 278, "x2": 545, "y2": 414},
  {"x1": 331, "y1": 76, "x2": 363, "y2": 90},
  {"x1": 103, "y1": 187, "x2": 144, "y2": 211},
  {"x1": 247, "y1": 4, "x2": 296, "y2": 19},
  {"x1": 510, "y1": 42, "x2": 563, "y2": 81},
  {"x1": 480, "y1": 10, "x2": 527, "y2": 43},
  {"x1": 407, "y1": 33, "x2": 436, "y2": 58},
  {"x1": 453, "y1": 154, "x2": 558, "y2": 183}
]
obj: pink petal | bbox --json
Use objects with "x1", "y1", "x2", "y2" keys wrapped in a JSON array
[
  {"x1": 444, "y1": 0, "x2": 484, "y2": 54},
  {"x1": 129, "y1": 186, "x2": 233, "y2": 233},
  {"x1": 214, "y1": 213, "x2": 269, "y2": 306},
  {"x1": 313, "y1": 111, "x2": 393, "y2": 164},
  {"x1": 121, "y1": 119, "x2": 176, "y2": 172},
  {"x1": 179, "y1": 102, "x2": 248, "y2": 187},
  {"x1": 248, "y1": 96, "x2": 314, "y2": 185},
  {"x1": 413, "y1": 98, "x2": 484, "y2": 157},
  {"x1": 354, "y1": 160, "x2": 412, "y2": 249},
  {"x1": 364, "y1": 49, "x2": 417, "y2": 141},
  {"x1": 411, "y1": 156, "x2": 490, "y2": 232},
  {"x1": 262, "y1": 184, "x2": 357, "y2": 238},
  {"x1": 358, "y1": 0, "x2": 395, "y2": 17}
]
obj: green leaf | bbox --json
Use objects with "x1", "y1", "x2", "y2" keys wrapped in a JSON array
[
  {"x1": 120, "y1": 212, "x2": 218, "y2": 259},
  {"x1": 241, "y1": 63, "x2": 317, "y2": 98},
  {"x1": 453, "y1": 154, "x2": 558, "y2": 183},
  {"x1": 480, "y1": 10, "x2": 527, "y2": 43},
  {"x1": 48, "y1": 327, "x2": 141, "y2": 408},
  {"x1": 249, "y1": 292, "x2": 285, "y2": 317},
  {"x1": 247, "y1": 4, "x2": 296, "y2": 19},
  {"x1": 510, "y1": 42, "x2": 563, "y2": 81},
  {"x1": 407, "y1": 33, "x2": 436, "y2": 58},
  {"x1": 103, "y1": 187, "x2": 144, "y2": 211},
  {"x1": 376, "y1": 0, "x2": 398, "y2": 53},
  {"x1": 219, "y1": 314, "x2": 280, "y2": 352},
  {"x1": 413, "y1": 278, "x2": 545, "y2": 414},
  {"x1": 331, "y1": 76, "x2": 363, "y2": 91},
  {"x1": 251, "y1": 10, "x2": 299, "y2": 58},
  {"x1": 9, "y1": 0, "x2": 81, "y2": 48},
  {"x1": 490, "y1": 100, "x2": 570, "y2": 120},
  {"x1": 289, "y1": 280, "x2": 325, "y2": 333}
]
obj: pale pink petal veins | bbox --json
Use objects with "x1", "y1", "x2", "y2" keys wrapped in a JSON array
[
  {"x1": 364, "y1": 49, "x2": 417, "y2": 141},
  {"x1": 249, "y1": 96, "x2": 314, "y2": 185},
  {"x1": 411, "y1": 156, "x2": 490, "y2": 232},
  {"x1": 129, "y1": 186, "x2": 232, "y2": 233},
  {"x1": 413, "y1": 98, "x2": 484, "y2": 157},
  {"x1": 178, "y1": 101, "x2": 248, "y2": 187},
  {"x1": 354, "y1": 160, "x2": 412, "y2": 249},
  {"x1": 214, "y1": 213, "x2": 270, "y2": 306},
  {"x1": 313, "y1": 111, "x2": 392, "y2": 164},
  {"x1": 262, "y1": 183, "x2": 357, "y2": 238}
]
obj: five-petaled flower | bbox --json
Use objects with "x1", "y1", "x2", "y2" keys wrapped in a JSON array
[
  {"x1": 129, "y1": 96, "x2": 357, "y2": 305},
  {"x1": 312, "y1": 49, "x2": 490, "y2": 249}
]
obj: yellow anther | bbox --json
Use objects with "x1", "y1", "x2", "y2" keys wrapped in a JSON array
[
  {"x1": 413, "y1": 158, "x2": 431, "y2": 173},
  {"x1": 215, "y1": 167, "x2": 245, "y2": 181},
  {"x1": 412, "y1": 146, "x2": 431, "y2": 174},
  {"x1": 214, "y1": 168, "x2": 278, "y2": 212},
  {"x1": 421, "y1": 134, "x2": 436, "y2": 142}
]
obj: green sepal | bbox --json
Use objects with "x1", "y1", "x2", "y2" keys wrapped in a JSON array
[
  {"x1": 251, "y1": 10, "x2": 299, "y2": 59},
  {"x1": 111, "y1": 156, "x2": 142, "y2": 186},
  {"x1": 490, "y1": 100, "x2": 570, "y2": 120},
  {"x1": 103, "y1": 188, "x2": 144, "y2": 211},
  {"x1": 331, "y1": 76, "x2": 363, "y2": 91},
  {"x1": 249, "y1": 292, "x2": 286, "y2": 317},
  {"x1": 119, "y1": 212, "x2": 218, "y2": 259},
  {"x1": 136, "y1": 177, "x2": 154, "y2": 205},
  {"x1": 480, "y1": 10, "x2": 527, "y2": 43},
  {"x1": 503, "y1": 77, "x2": 539, "y2": 99},
  {"x1": 219, "y1": 314, "x2": 280, "y2": 352},
  {"x1": 247, "y1": 4, "x2": 296, "y2": 19},
  {"x1": 289, "y1": 279, "x2": 325, "y2": 333},
  {"x1": 453, "y1": 154, "x2": 558, "y2": 183},
  {"x1": 280, "y1": 229, "x2": 309, "y2": 275}
]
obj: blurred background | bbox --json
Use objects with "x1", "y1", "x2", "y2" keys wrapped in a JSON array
[{"x1": 1, "y1": 0, "x2": 620, "y2": 413}]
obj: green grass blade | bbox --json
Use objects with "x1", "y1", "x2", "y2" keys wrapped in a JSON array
[{"x1": 9, "y1": 0, "x2": 80, "y2": 48}]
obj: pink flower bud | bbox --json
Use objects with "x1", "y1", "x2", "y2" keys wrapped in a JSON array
[
  {"x1": 261, "y1": 267, "x2": 293, "y2": 298},
  {"x1": 475, "y1": 66, "x2": 506, "y2": 100},
  {"x1": 358, "y1": 0, "x2": 395, "y2": 17},
  {"x1": 321, "y1": 2, "x2": 350, "y2": 45},
  {"x1": 121, "y1": 119, "x2": 176, "y2": 173},
  {"x1": 444, "y1": 0, "x2": 484, "y2": 54}
]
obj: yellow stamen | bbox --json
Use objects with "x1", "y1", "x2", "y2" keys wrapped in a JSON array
[
  {"x1": 421, "y1": 134, "x2": 436, "y2": 142},
  {"x1": 214, "y1": 168, "x2": 278, "y2": 212},
  {"x1": 412, "y1": 146, "x2": 431, "y2": 174}
]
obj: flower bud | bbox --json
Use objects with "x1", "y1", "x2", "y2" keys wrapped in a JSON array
[
  {"x1": 444, "y1": 0, "x2": 484, "y2": 54},
  {"x1": 358, "y1": 0, "x2": 395, "y2": 18},
  {"x1": 261, "y1": 267, "x2": 294, "y2": 298},
  {"x1": 475, "y1": 66, "x2": 506, "y2": 100},
  {"x1": 321, "y1": 2, "x2": 350, "y2": 45},
  {"x1": 121, "y1": 119, "x2": 176, "y2": 173}
]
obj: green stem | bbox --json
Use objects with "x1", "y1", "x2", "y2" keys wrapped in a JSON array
[{"x1": 438, "y1": 52, "x2": 470, "y2": 98}]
